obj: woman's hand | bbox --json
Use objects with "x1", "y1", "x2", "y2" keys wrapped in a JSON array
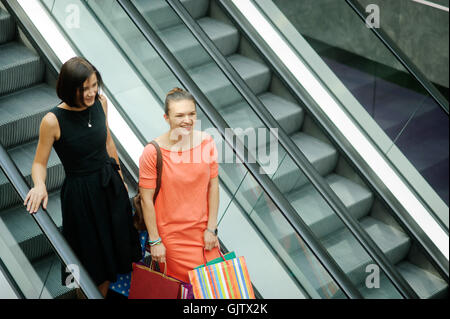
[
  {"x1": 24, "y1": 185, "x2": 48, "y2": 214},
  {"x1": 150, "y1": 242, "x2": 166, "y2": 264},
  {"x1": 204, "y1": 230, "x2": 218, "y2": 251}
]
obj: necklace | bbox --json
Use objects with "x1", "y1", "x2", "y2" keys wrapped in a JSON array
[
  {"x1": 73, "y1": 107, "x2": 92, "y2": 128},
  {"x1": 87, "y1": 108, "x2": 92, "y2": 127}
]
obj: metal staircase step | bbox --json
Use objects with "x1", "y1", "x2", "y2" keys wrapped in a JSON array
[
  {"x1": 0, "y1": 84, "x2": 59, "y2": 148},
  {"x1": 0, "y1": 140, "x2": 63, "y2": 210},
  {"x1": 0, "y1": 8, "x2": 15, "y2": 44},
  {"x1": 0, "y1": 42, "x2": 44, "y2": 95},
  {"x1": 127, "y1": 16, "x2": 239, "y2": 80}
]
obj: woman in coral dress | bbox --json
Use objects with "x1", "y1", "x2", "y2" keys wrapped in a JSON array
[{"x1": 138, "y1": 88, "x2": 221, "y2": 283}]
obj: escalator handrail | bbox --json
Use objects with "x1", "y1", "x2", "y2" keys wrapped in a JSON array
[
  {"x1": 117, "y1": 0, "x2": 363, "y2": 299},
  {"x1": 167, "y1": 0, "x2": 419, "y2": 299},
  {"x1": 0, "y1": 145, "x2": 102, "y2": 299},
  {"x1": 217, "y1": 0, "x2": 449, "y2": 281},
  {"x1": 345, "y1": 0, "x2": 449, "y2": 114}
]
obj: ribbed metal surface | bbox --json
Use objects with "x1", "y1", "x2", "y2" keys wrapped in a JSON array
[
  {"x1": 0, "y1": 9, "x2": 15, "y2": 44},
  {"x1": 0, "y1": 55, "x2": 45, "y2": 95},
  {"x1": 0, "y1": 110, "x2": 47, "y2": 148}
]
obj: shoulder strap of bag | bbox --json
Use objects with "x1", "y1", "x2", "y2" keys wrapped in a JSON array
[{"x1": 149, "y1": 140, "x2": 163, "y2": 203}]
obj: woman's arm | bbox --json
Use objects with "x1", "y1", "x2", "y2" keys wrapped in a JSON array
[
  {"x1": 99, "y1": 95, "x2": 125, "y2": 182},
  {"x1": 140, "y1": 187, "x2": 166, "y2": 263},
  {"x1": 204, "y1": 176, "x2": 219, "y2": 250},
  {"x1": 24, "y1": 113, "x2": 58, "y2": 213}
]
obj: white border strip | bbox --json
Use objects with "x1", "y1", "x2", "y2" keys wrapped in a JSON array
[
  {"x1": 413, "y1": 0, "x2": 449, "y2": 12},
  {"x1": 17, "y1": 0, "x2": 143, "y2": 166},
  {"x1": 231, "y1": 0, "x2": 449, "y2": 260}
]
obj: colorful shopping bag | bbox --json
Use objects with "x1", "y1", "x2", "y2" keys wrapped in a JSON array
[
  {"x1": 188, "y1": 250, "x2": 255, "y2": 299},
  {"x1": 194, "y1": 251, "x2": 236, "y2": 269}
]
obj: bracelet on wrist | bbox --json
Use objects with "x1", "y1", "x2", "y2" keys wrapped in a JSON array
[
  {"x1": 150, "y1": 240, "x2": 162, "y2": 247},
  {"x1": 148, "y1": 237, "x2": 162, "y2": 246},
  {"x1": 206, "y1": 228, "x2": 218, "y2": 236}
]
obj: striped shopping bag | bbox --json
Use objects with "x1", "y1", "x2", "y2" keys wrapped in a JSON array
[{"x1": 188, "y1": 252, "x2": 255, "y2": 299}]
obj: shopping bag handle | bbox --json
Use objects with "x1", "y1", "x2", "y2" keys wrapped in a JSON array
[
  {"x1": 150, "y1": 259, "x2": 168, "y2": 276},
  {"x1": 202, "y1": 242, "x2": 226, "y2": 266}
]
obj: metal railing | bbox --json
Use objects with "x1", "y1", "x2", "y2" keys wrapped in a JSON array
[
  {"x1": 216, "y1": 0, "x2": 449, "y2": 282},
  {"x1": 117, "y1": 0, "x2": 364, "y2": 299},
  {"x1": 346, "y1": 0, "x2": 449, "y2": 114},
  {"x1": 165, "y1": 0, "x2": 420, "y2": 299}
]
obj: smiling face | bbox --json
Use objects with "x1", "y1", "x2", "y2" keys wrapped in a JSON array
[
  {"x1": 77, "y1": 72, "x2": 98, "y2": 107},
  {"x1": 165, "y1": 99, "x2": 197, "y2": 138}
]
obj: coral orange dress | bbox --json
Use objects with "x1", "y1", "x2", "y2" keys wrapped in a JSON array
[{"x1": 139, "y1": 134, "x2": 221, "y2": 283}]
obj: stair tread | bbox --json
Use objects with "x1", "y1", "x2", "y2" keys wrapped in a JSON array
[
  {"x1": 321, "y1": 216, "x2": 410, "y2": 274},
  {"x1": 115, "y1": 0, "x2": 208, "y2": 35},
  {"x1": 396, "y1": 261, "x2": 448, "y2": 299},
  {"x1": 34, "y1": 254, "x2": 74, "y2": 299},
  {"x1": 127, "y1": 17, "x2": 238, "y2": 70},
  {"x1": 220, "y1": 92, "x2": 304, "y2": 135},
  {"x1": 0, "y1": 192, "x2": 62, "y2": 244},
  {"x1": 0, "y1": 84, "x2": 57, "y2": 125},
  {"x1": 158, "y1": 54, "x2": 271, "y2": 107},
  {"x1": 358, "y1": 261, "x2": 448, "y2": 299},
  {"x1": 290, "y1": 133, "x2": 337, "y2": 169},
  {"x1": 0, "y1": 140, "x2": 61, "y2": 186},
  {"x1": 0, "y1": 42, "x2": 40, "y2": 68},
  {"x1": 287, "y1": 174, "x2": 372, "y2": 230},
  {"x1": 255, "y1": 173, "x2": 372, "y2": 242},
  {"x1": 0, "y1": 8, "x2": 15, "y2": 44},
  {"x1": 289, "y1": 216, "x2": 411, "y2": 291}
]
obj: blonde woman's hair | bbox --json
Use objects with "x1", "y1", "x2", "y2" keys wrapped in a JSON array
[{"x1": 164, "y1": 87, "x2": 196, "y2": 115}]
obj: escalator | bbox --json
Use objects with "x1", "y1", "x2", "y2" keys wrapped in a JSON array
[
  {"x1": 1, "y1": 0, "x2": 447, "y2": 299},
  {"x1": 0, "y1": 2, "x2": 105, "y2": 299},
  {"x1": 2, "y1": 0, "x2": 359, "y2": 299},
  {"x1": 85, "y1": 0, "x2": 447, "y2": 298},
  {"x1": 0, "y1": 3, "x2": 73, "y2": 298}
]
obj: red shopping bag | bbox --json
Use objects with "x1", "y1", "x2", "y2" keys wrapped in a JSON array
[{"x1": 128, "y1": 262, "x2": 181, "y2": 299}]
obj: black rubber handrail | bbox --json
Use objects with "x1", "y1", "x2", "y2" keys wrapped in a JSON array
[
  {"x1": 166, "y1": 0, "x2": 419, "y2": 299},
  {"x1": 346, "y1": 0, "x2": 449, "y2": 114},
  {"x1": 0, "y1": 146, "x2": 102, "y2": 299},
  {"x1": 217, "y1": 0, "x2": 449, "y2": 282},
  {"x1": 117, "y1": 0, "x2": 364, "y2": 299}
]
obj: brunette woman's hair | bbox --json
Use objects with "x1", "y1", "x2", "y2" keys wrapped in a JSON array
[
  {"x1": 56, "y1": 56, "x2": 103, "y2": 108},
  {"x1": 164, "y1": 87, "x2": 196, "y2": 115}
]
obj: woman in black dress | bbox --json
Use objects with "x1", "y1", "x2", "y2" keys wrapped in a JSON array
[{"x1": 24, "y1": 57, "x2": 141, "y2": 297}]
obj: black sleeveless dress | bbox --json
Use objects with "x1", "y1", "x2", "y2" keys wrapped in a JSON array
[{"x1": 50, "y1": 99, "x2": 141, "y2": 286}]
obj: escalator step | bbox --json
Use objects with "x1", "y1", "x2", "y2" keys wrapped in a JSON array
[
  {"x1": 218, "y1": 92, "x2": 304, "y2": 136},
  {"x1": 158, "y1": 54, "x2": 271, "y2": 108},
  {"x1": 236, "y1": 132, "x2": 339, "y2": 209},
  {"x1": 0, "y1": 140, "x2": 63, "y2": 210},
  {"x1": 0, "y1": 192, "x2": 62, "y2": 262},
  {"x1": 0, "y1": 9, "x2": 15, "y2": 45},
  {"x1": 322, "y1": 216, "x2": 410, "y2": 285},
  {"x1": 126, "y1": 17, "x2": 239, "y2": 80},
  {"x1": 256, "y1": 173, "x2": 373, "y2": 245},
  {"x1": 358, "y1": 261, "x2": 448, "y2": 299},
  {"x1": 289, "y1": 216, "x2": 410, "y2": 294},
  {"x1": 134, "y1": 0, "x2": 208, "y2": 30},
  {"x1": 0, "y1": 84, "x2": 58, "y2": 148},
  {"x1": 33, "y1": 255, "x2": 75, "y2": 299},
  {"x1": 0, "y1": 42, "x2": 44, "y2": 95}
]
